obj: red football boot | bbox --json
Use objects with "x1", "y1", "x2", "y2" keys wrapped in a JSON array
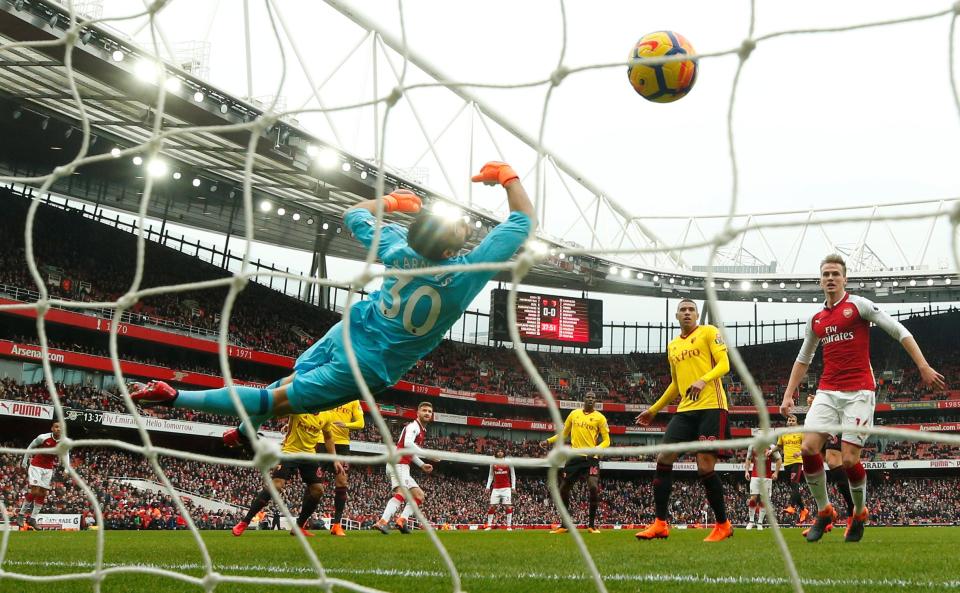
[{"x1": 128, "y1": 381, "x2": 178, "y2": 407}]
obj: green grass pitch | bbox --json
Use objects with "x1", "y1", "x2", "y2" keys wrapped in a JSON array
[{"x1": 0, "y1": 527, "x2": 956, "y2": 593}]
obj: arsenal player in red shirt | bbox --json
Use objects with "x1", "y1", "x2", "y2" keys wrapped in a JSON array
[
  {"x1": 780, "y1": 254, "x2": 944, "y2": 543},
  {"x1": 19, "y1": 421, "x2": 70, "y2": 530},
  {"x1": 484, "y1": 450, "x2": 517, "y2": 530}
]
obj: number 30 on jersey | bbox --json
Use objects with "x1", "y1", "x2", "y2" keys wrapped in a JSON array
[{"x1": 379, "y1": 277, "x2": 442, "y2": 335}]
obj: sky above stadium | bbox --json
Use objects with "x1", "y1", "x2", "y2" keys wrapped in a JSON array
[{"x1": 90, "y1": 0, "x2": 960, "y2": 332}]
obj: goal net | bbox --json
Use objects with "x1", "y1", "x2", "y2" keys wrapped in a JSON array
[{"x1": 1, "y1": 1, "x2": 960, "y2": 593}]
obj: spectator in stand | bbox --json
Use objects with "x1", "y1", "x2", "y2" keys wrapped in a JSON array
[
  {"x1": 4, "y1": 435, "x2": 959, "y2": 530},
  {"x1": 3, "y1": 188, "x2": 959, "y2": 410}
]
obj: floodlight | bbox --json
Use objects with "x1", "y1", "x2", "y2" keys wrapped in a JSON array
[
  {"x1": 316, "y1": 148, "x2": 339, "y2": 169},
  {"x1": 146, "y1": 159, "x2": 168, "y2": 178}
]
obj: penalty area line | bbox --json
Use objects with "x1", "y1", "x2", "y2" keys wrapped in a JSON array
[{"x1": 2, "y1": 560, "x2": 958, "y2": 589}]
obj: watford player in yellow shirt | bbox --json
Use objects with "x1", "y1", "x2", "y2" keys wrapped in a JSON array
[
  {"x1": 540, "y1": 392, "x2": 610, "y2": 534},
  {"x1": 777, "y1": 415, "x2": 809, "y2": 523},
  {"x1": 317, "y1": 400, "x2": 364, "y2": 536},
  {"x1": 232, "y1": 412, "x2": 342, "y2": 537},
  {"x1": 635, "y1": 299, "x2": 733, "y2": 542}
]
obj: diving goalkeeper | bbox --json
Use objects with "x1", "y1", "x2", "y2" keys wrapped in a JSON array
[{"x1": 130, "y1": 163, "x2": 535, "y2": 440}]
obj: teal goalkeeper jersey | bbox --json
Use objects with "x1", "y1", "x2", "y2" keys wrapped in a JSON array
[{"x1": 343, "y1": 208, "x2": 532, "y2": 385}]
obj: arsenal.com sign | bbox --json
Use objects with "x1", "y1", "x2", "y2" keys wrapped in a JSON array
[{"x1": 4, "y1": 343, "x2": 65, "y2": 364}]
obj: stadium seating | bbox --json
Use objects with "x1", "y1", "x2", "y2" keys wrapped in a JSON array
[
  {"x1": 3, "y1": 442, "x2": 958, "y2": 529},
  {"x1": 0, "y1": 379, "x2": 285, "y2": 432},
  {"x1": 4, "y1": 190, "x2": 957, "y2": 412},
  {"x1": 3, "y1": 190, "x2": 960, "y2": 532}
]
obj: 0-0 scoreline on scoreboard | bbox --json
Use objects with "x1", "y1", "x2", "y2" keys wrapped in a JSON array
[{"x1": 489, "y1": 289, "x2": 603, "y2": 349}]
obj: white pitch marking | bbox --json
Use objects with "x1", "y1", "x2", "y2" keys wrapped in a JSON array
[{"x1": 2, "y1": 560, "x2": 958, "y2": 589}]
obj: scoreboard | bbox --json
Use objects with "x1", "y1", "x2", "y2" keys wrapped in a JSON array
[{"x1": 489, "y1": 289, "x2": 603, "y2": 348}]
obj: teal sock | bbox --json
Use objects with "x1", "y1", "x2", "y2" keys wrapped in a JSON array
[
  {"x1": 174, "y1": 386, "x2": 273, "y2": 418},
  {"x1": 238, "y1": 416, "x2": 269, "y2": 439}
]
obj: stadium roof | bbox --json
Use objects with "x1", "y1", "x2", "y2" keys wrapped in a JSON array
[
  {"x1": 0, "y1": 0, "x2": 597, "y2": 288},
  {"x1": 1, "y1": 0, "x2": 958, "y2": 304}
]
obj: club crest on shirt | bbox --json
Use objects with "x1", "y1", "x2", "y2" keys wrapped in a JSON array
[
  {"x1": 714, "y1": 334, "x2": 724, "y2": 345},
  {"x1": 842, "y1": 306, "x2": 854, "y2": 318}
]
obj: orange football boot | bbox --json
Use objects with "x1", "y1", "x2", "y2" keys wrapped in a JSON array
[
  {"x1": 703, "y1": 520, "x2": 734, "y2": 542},
  {"x1": 635, "y1": 518, "x2": 670, "y2": 540}
]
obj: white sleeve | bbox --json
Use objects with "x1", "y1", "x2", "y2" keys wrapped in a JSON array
[
  {"x1": 21, "y1": 435, "x2": 44, "y2": 468},
  {"x1": 796, "y1": 317, "x2": 819, "y2": 365},
  {"x1": 402, "y1": 423, "x2": 425, "y2": 468},
  {"x1": 510, "y1": 466, "x2": 516, "y2": 489},
  {"x1": 486, "y1": 467, "x2": 493, "y2": 489},
  {"x1": 853, "y1": 295, "x2": 912, "y2": 342}
]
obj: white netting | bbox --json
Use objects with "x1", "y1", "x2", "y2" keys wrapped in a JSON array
[{"x1": 1, "y1": 1, "x2": 960, "y2": 593}]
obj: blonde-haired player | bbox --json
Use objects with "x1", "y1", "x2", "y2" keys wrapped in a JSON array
[
  {"x1": 781, "y1": 253, "x2": 944, "y2": 543},
  {"x1": 232, "y1": 413, "x2": 341, "y2": 537},
  {"x1": 540, "y1": 392, "x2": 610, "y2": 534},
  {"x1": 318, "y1": 400, "x2": 364, "y2": 536}
]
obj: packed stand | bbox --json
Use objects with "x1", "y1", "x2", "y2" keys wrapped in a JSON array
[
  {"x1": 3, "y1": 375, "x2": 959, "y2": 460},
  {"x1": 3, "y1": 191, "x2": 960, "y2": 420},
  {"x1": 0, "y1": 379, "x2": 284, "y2": 432},
  {"x1": 2, "y1": 334, "x2": 272, "y2": 384},
  {"x1": 3, "y1": 442, "x2": 959, "y2": 528},
  {"x1": 4, "y1": 190, "x2": 959, "y2": 408},
  {"x1": 1, "y1": 190, "x2": 339, "y2": 357},
  {"x1": 0, "y1": 443, "x2": 244, "y2": 530}
]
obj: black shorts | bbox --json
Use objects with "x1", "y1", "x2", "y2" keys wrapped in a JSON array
[
  {"x1": 272, "y1": 461, "x2": 323, "y2": 485},
  {"x1": 323, "y1": 443, "x2": 351, "y2": 473},
  {"x1": 783, "y1": 463, "x2": 804, "y2": 483},
  {"x1": 663, "y1": 409, "x2": 732, "y2": 458},
  {"x1": 562, "y1": 455, "x2": 600, "y2": 481},
  {"x1": 823, "y1": 434, "x2": 841, "y2": 452}
]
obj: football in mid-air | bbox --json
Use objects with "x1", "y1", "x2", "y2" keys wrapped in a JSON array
[{"x1": 627, "y1": 31, "x2": 698, "y2": 103}]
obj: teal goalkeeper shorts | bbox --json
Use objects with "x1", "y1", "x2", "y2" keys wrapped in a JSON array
[{"x1": 288, "y1": 323, "x2": 388, "y2": 414}]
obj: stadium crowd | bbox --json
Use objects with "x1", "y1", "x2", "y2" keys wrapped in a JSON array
[
  {"x1": 3, "y1": 375, "x2": 959, "y2": 463},
  {"x1": 0, "y1": 379, "x2": 285, "y2": 432},
  {"x1": 0, "y1": 443, "x2": 244, "y2": 530},
  {"x1": 1, "y1": 334, "x2": 273, "y2": 384},
  {"x1": 3, "y1": 190, "x2": 960, "y2": 533},
  {"x1": 0, "y1": 191, "x2": 339, "y2": 358},
  {"x1": 3, "y1": 191, "x2": 960, "y2": 413},
  {"x1": 3, "y1": 442, "x2": 959, "y2": 529}
]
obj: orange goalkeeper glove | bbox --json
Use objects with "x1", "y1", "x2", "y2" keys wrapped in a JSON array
[
  {"x1": 471, "y1": 161, "x2": 519, "y2": 187},
  {"x1": 382, "y1": 189, "x2": 422, "y2": 213}
]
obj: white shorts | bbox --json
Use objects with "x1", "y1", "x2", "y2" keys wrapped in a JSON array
[
  {"x1": 489, "y1": 487, "x2": 513, "y2": 506},
  {"x1": 805, "y1": 389, "x2": 875, "y2": 448},
  {"x1": 27, "y1": 465, "x2": 53, "y2": 490},
  {"x1": 749, "y1": 477, "x2": 772, "y2": 497},
  {"x1": 387, "y1": 464, "x2": 419, "y2": 491}
]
